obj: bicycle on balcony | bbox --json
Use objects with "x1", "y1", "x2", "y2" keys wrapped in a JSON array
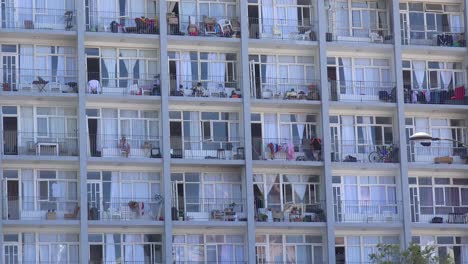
[{"x1": 368, "y1": 145, "x2": 397, "y2": 163}]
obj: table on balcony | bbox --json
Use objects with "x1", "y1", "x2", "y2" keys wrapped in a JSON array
[{"x1": 36, "y1": 142, "x2": 59, "y2": 156}]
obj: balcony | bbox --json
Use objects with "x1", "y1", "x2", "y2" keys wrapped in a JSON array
[
  {"x1": 326, "y1": 28, "x2": 393, "y2": 44},
  {"x1": 172, "y1": 198, "x2": 246, "y2": 222},
  {"x1": 88, "y1": 134, "x2": 161, "y2": 159},
  {"x1": 248, "y1": 18, "x2": 317, "y2": 41},
  {"x1": 87, "y1": 197, "x2": 163, "y2": 222},
  {"x1": 403, "y1": 85, "x2": 468, "y2": 105},
  {"x1": 167, "y1": 15, "x2": 240, "y2": 38},
  {"x1": 254, "y1": 200, "x2": 326, "y2": 223},
  {"x1": 86, "y1": 11, "x2": 159, "y2": 34},
  {"x1": 411, "y1": 200, "x2": 468, "y2": 224},
  {"x1": 334, "y1": 200, "x2": 403, "y2": 223},
  {"x1": 1, "y1": 69, "x2": 78, "y2": 94},
  {"x1": 329, "y1": 80, "x2": 396, "y2": 103},
  {"x1": 250, "y1": 77, "x2": 320, "y2": 101},
  {"x1": 2, "y1": 196, "x2": 79, "y2": 220},
  {"x1": 331, "y1": 141, "x2": 399, "y2": 163},
  {"x1": 169, "y1": 75, "x2": 241, "y2": 99},
  {"x1": 407, "y1": 144, "x2": 468, "y2": 165},
  {"x1": 401, "y1": 26, "x2": 466, "y2": 47},
  {"x1": 252, "y1": 138, "x2": 322, "y2": 162},
  {"x1": 170, "y1": 137, "x2": 244, "y2": 160},
  {"x1": 86, "y1": 73, "x2": 160, "y2": 96},
  {"x1": 3, "y1": 131, "x2": 78, "y2": 157},
  {"x1": 0, "y1": 7, "x2": 75, "y2": 31}
]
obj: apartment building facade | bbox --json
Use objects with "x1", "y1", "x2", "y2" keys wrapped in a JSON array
[{"x1": 0, "y1": 0, "x2": 467, "y2": 263}]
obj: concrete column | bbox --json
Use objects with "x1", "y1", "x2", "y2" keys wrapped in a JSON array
[
  {"x1": 390, "y1": 0, "x2": 412, "y2": 247},
  {"x1": 464, "y1": 0, "x2": 468, "y2": 84},
  {"x1": 239, "y1": 1, "x2": 256, "y2": 263},
  {"x1": 0, "y1": 141, "x2": 3, "y2": 264},
  {"x1": 316, "y1": 0, "x2": 335, "y2": 263},
  {"x1": 158, "y1": 1, "x2": 173, "y2": 263},
  {"x1": 75, "y1": 0, "x2": 89, "y2": 262}
]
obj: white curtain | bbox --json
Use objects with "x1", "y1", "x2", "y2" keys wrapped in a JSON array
[
  {"x1": 363, "y1": 116, "x2": 373, "y2": 147},
  {"x1": 295, "y1": 114, "x2": 307, "y2": 143},
  {"x1": 207, "y1": 53, "x2": 226, "y2": 92},
  {"x1": 124, "y1": 235, "x2": 145, "y2": 262},
  {"x1": 105, "y1": 234, "x2": 116, "y2": 263},
  {"x1": 123, "y1": 59, "x2": 136, "y2": 88},
  {"x1": 265, "y1": 174, "x2": 278, "y2": 200},
  {"x1": 220, "y1": 245, "x2": 234, "y2": 262},
  {"x1": 20, "y1": 106, "x2": 34, "y2": 150},
  {"x1": 180, "y1": 1, "x2": 197, "y2": 33},
  {"x1": 413, "y1": 61, "x2": 426, "y2": 90},
  {"x1": 289, "y1": 65, "x2": 303, "y2": 92},
  {"x1": 176, "y1": 52, "x2": 192, "y2": 91},
  {"x1": 110, "y1": 171, "x2": 119, "y2": 207},
  {"x1": 286, "y1": 175, "x2": 307, "y2": 202},
  {"x1": 261, "y1": 0, "x2": 274, "y2": 36},
  {"x1": 277, "y1": 0, "x2": 298, "y2": 36},
  {"x1": 440, "y1": 62, "x2": 453, "y2": 90},
  {"x1": 21, "y1": 170, "x2": 34, "y2": 211},
  {"x1": 39, "y1": 245, "x2": 49, "y2": 263},
  {"x1": 432, "y1": 119, "x2": 451, "y2": 156},
  {"x1": 264, "y1": 114, "x2": 278, "y2": 142},
  {"x1": 341, "y1": 116, "x2": 355, "y2": 156},
  {"x1": 98, "y1": 0, "x2": 116, "y2": 29},
  {"x1": 23, "y1": 233, "x2": 36, "y2": 263},
  {"x1": 340, "y1": 58, "x2": 353, "y2": 95},
  {"x1": 189, "y1": 111, "x2": 200, "y2": 150},
  {"x1": 264, "y1": 56, "x2": 276, "y2": 93},
  {"x1": 414, "y1": 118, "x2": 430, "y2": 161},
  {"x1": 56, "y1": 48, "x2": 65, "y2": 84},
  {"x1": 101, "y1": 118, "x2": 118, "y2": 148},
  {"x1": 18, "y1": 0, "x2": 33, "y2": 27},
  {"x1": 19, "y1": 45, "x2": 34, "y2": 86}
]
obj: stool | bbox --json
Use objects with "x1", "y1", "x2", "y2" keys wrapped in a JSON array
[
  {"x1": 217, "y1": 149, "x2": 226, "y2": 159},
  {"x1": 234, "y1": 147, "x2": 245, "y2": 160}
]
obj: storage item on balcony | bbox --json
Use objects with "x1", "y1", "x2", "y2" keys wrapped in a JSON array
[
  {"x1": 46, "y1": 211, "x2": 57, "y2": 220},
  {"x1": 434, "y1": 156, "x2": 453, "y2": 164},
  {"x1": 64, "y1": 206, "x2": 80, "y2": 220}
]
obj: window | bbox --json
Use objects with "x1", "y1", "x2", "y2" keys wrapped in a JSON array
[
  {"x1": 36, "y1": 170, "x2": 78, "y2": 211},
  {"x1": 413, "y1": 236, "x2": 468, "y2": 263},
  {"x1": 89, "y1": 233, "x2": 162, "y2": 263},
  {"x1": 253, "y1": 174, "x2": 320, "y2": 212},
  {"x1": 34, "y1": 107, "x2": 77, "y2": 137},
  {"x1": 256, "y1": 234, "x2": 323, "y2": 263},
  {"x1": 335, "y1": 235, "x2": 399, "y2": 263},
  {"x1": 173, "y1": 234, "x2": 244, "y2": 263},
  {"x1": 94, "y1": 47, "x2": 159, "y2": 88},
  {"x1": 409, "y1": 177, "x2": 468, "y2": 216}
]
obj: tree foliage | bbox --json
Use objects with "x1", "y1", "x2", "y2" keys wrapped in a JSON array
[{"x1": 369, "y1": 242, "x2": 453, "y2": 264}]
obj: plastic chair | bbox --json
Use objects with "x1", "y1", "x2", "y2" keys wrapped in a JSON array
[
  {"x1": 203, "y1": 16, "x2": 216, "y2": 35},
  {"x1": 369, "y1": 32, "x2": 383, "y2": 43},
  {"x1": 217, "y1": 19, "x2": 232, "y2": 37}
]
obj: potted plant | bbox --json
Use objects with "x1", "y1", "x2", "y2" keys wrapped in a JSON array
[
  {"x1": 128, "y1": 201, "x2": 139, "y2": 210},
  {"x1": 258, "y1": 213, "x2": 268, "y2": 222}
]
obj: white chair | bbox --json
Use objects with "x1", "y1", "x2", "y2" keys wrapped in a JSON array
[
  {"x1": 217, "y1": 19, "x2": 232, "y2": 36},
  {"x1": 369, "y1": 32, "x2": 383, "y2": 43},
  {"x1": 273, "y1": 25, "x2": 283, "y2": 39},
  {"x1": 47, "y1": 82, "x2": 62, "y2": 92},
  {"x1": 19, "y1": 83, "x2": 32, "y2": 92}
]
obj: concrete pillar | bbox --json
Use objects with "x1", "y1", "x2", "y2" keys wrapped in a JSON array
[
  {"x1": 390, "y1": 0, "x2": 412, "y2": 247},
  {"x1": 75, "y1": 0, "x2": 89, "y2": 262},
  {"x1": 239, "y1": 0, "x2": 256, "y2": 263},
  {"x1": 158, "y1": 1, "x2": 173, "y2": 263},
  {"x1": 316, "y1": 0, "x2": 336, "y2": 263}
]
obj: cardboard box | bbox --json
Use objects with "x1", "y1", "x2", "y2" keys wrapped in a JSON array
[
  {"x1": 46, "y1": 211, "x2": 57, "y2": 220},
  {"x1": 434, "y1": 156, "x2": 453, "y2": 164}
]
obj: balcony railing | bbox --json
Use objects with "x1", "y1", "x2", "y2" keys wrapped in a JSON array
[
  {"x1": 334, "y1": 200, "x2": 403, "y2": 223},
  {"x1": 252, "y1": 138, "x2": 322, "y2": 162},
  {"x1": 403, "y1": 86, "x2": 468, "y2": 105},
  {"x1": 331, "y1": 141, "x2": 399, "y2": 163},
  {"x1": 329, "y1": 80, "x2": 396, "y2": 102},
  {"x1": 401, "y1": 26, "x2": 466, "y2": 47},
  {"x1": 3, "y1": 131, "x2": 78, "y2": 156},
  {"x1": 86, "y1": 73, "x2": 161, "y2": 96},
  {"x1": 170, "y1": 137, "x2": 244, "y2": 160},
  {"x1": 88, "y1": 134, "x2": 161, "y2": 158},
  {"x1": 172, "y1": 197, "x2": 245, "y2": 221},
  {"x1": 249, "y1": 18, "x2": 317, "y2": 41},
  {"x1": 0, "y1": 7, "x2": 75, "y2": 30},
  {"x1": 2, "y1": 196, "x2": 79, "y2": 220},
  {"x1": 87, "y1": 197, "x2": 163, "y2": 221},
  {"x1": 86, "y1": 11, "x2": 159, "y2": 34},
  {"x1": 254, "y1": 200, "x2": 326, "y2": 223},
  {"x1": 167, "y1": 15, "x2": 240, "y2": 38},
  {"x1": 411, "y1": 200, "x2": 468, "y2": 224},
  {"x1": 326, "y1": 28, "x2": 393, "y2": 43},
  {"x1": 251, "y1": 77, "x2": 320, "y2": 101},
  {"x1": 407, "y1": 144, "x2": 468, "y2": 164},
  {"x1": 1, "y1": 69, "x2": 78, "y2": 94},
  {"x1": 169, "y1": 75, "x2": 241, "y2": 98}
]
